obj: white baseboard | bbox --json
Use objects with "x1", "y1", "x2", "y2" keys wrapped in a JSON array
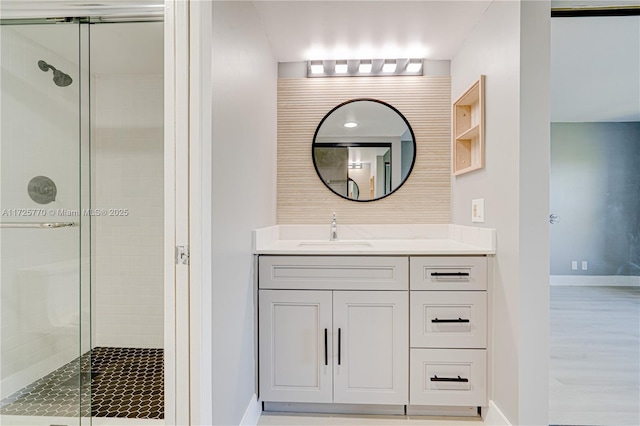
[
  {"x1": 550, "y1": 275, "x2": 640, "y2": 287},
  {"x1": 240, "y1": 394, "x2": 261, "y2": 426},
  {"x1": 263, "y1": 402, "x2": 404, "y2": 415},
  {"x1": 407, "y1": 405, "x2": 477, "y2": 417},
  {"x1": 482, "y1": 400, "x2": 511, "y2": 425}
]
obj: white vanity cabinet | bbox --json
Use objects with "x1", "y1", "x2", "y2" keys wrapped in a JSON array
[
  {"x1": 254, "y1": 224, "x2": 496, "y2": 416},
  {"x1": 258, "y1": 256, "x2": 409, "y2": 406},
  {"x1": 257, "y1": 253, "x2": 490, "y2": 413}
]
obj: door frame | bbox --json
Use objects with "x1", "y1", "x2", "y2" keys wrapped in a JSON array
[
  {"x1": 165, "y1": 1, "x2": 211, "y2": 424},
  {"x1": 164, "y1": 1, "x2": 187, "y2": 424}
]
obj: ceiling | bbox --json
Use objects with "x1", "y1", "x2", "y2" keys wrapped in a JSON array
[{"x1": 252, "y1": 1, "x2": 492, "y2": 61}]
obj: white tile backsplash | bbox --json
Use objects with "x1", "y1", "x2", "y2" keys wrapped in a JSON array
[{"x1": 93, "y1": 75, "x2": 164, "y2": 349}]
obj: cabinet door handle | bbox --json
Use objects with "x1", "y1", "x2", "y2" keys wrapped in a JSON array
[
  {"x1": 432, "y1": 317, "x2": 470, "y2": 323},
  {"x1": 430, "y1": 375, "x2": 469, "y2": 383},
  {"x1": 431, "y1": 272, "x2": 470, "y2": 277},
  {"x1": 324, "y1": 328, "x2": 328, "y2": 366},
  {"x1": 338, "y1": 328, "x2": 342, "y2": 365}
]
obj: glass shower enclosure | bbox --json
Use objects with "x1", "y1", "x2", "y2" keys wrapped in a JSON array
[
  {"x1": 0, "y1": 18, "x2": 92, "y2": 425},
  {"x1": 0, "y1": 0, "x2": 167, "y2": 419}
]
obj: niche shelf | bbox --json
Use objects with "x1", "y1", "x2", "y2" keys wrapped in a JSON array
[{"x1": 453, "y1": 75, "x2": 485, "y2": 176}]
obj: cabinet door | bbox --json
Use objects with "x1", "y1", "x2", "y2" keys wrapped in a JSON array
[
  {"x1": 333, "y1": 291, "x2": 408, "y2": 405},
  {"x1": 259, "y1": 290, "x2": 333, "y2": 403}
]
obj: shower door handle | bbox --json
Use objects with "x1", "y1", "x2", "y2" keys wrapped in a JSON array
[{"x1": 0, "y1": 222, "x2": 78, "y2": 229}]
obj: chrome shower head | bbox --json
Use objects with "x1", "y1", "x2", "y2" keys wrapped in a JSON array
[{"x1": 38, "y1": 60, "x2": 73, "y2": 87}]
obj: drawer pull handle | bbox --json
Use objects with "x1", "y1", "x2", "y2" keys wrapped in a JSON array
[
  {"x1": 338, "y1": 328, "x2": 342, "y2": 365},
  {"x1": 324, "y1": 328, "x2": 328, "y2": 366},
  {"x1": 432, "y1": 317, "x2": 470, "y2": 323},
  {"x1": 431, "y1": 375, "x2": 469, "y2": 383},
  {"x1": 431, "y1": 272, "x2": 470, "y2": 277}
]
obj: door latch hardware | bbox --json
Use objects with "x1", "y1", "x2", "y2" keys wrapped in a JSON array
[{"x1": 176, "y1": 245, "x2": 189, "y2": 265}]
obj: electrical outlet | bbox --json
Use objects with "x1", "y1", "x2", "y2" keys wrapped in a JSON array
[
  {"x1": 471, "y1": 198, "x2": 484, "y2": 223},
  {"x1": 571, "y1": 261, "x2": 578, "y2": 270},
  {"x1": 582, "y1": 261, "x2": 588, "y2": 270}
]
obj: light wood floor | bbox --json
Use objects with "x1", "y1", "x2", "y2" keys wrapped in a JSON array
[{"x1": 549, "y1": 286, "x2": 640, "y2": 426}]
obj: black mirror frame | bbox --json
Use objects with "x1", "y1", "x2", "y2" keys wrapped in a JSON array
[{"x1": 312, "y1": 98, "x2": 417, "y2": 202}]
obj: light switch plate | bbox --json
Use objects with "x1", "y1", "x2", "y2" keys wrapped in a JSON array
[{"x1": 472, "y1": 198, "x2": 485, "y2": 223}]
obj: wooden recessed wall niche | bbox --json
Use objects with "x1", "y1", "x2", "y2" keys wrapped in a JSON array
[{"x1": 453, "y1": 75, "x2": 485, "y2": 176}]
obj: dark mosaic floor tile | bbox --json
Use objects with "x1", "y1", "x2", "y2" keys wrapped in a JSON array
[{"x1": 0, "y1": 347, "x2": 163, "y2": 419}]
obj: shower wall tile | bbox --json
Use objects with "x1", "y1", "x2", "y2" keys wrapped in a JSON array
[{"x1": 93, "y1": 75, "x2": 164, "y2": 349}]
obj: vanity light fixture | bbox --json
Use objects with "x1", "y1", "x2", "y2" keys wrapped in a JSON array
[
  {"x1": 406, "y1": 59, "x2": 422, "y2": 73},
  {"x1": 307, "y1": 59, "x2": 423, "y2": 77},
  {"x1": 309, "y1": 60, "x2": 324, "y2": 74},
  {"x1": 335, "y1": 60, "x2": 348, "y2": 74},
  {"x1": 358, "y1": 60, "x2": 372, "y2": 73},
  {"x1": 348, "y1": 162, "x2": 363, "y2": 169},
  {"x1": 382, "y1": 59, "x2": 397, "y2": 73},
  {"x1": 343, "y1": 122, "x2": 358, "y2": 128}
]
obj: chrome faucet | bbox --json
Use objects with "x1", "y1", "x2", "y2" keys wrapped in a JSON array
[{"x1": 330, "y1": 212, "x2": 338, "y2": 241}]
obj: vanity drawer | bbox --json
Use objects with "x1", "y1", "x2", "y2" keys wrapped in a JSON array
[
  {"x1": 259, "y1": 256, "x2": 408, "y2": 290},
  {"x1": 410, "y1": 349, "x2": 487, "y2": 407},
  {"x1": 410, "y1": 291, "x2": 486, "y2": 349},
  {"x1": 410, "y1": 257, "x2": 487, "y2": 290}
]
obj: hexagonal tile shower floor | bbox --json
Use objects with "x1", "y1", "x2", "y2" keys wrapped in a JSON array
[{"x1": 0, "y1": 347, "x2": 163, "y2": 419}]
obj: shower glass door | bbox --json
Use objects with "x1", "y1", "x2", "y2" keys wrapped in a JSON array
[{"x1": 0, "y1": 19, "x2": 91, "y2": 425}]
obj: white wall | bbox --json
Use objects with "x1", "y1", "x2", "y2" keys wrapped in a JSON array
[
  {"x1": 551, "y1": 15, "x2": 640, "y2": 122},
  {"x1": 0, "y1": 24, "x2": 83, "y2": 399},
  {"x1": 518, "y1": 3, "x2": 551, "y2": 421},
  {"x1": 93, "y1": 74, "x2": 164, "y2": 348},
  {"x1": 451, "y1": 1, "x2": 550, "y2": 424},
  {"x1": 211, "y1": 2, "x2": 278, "y2": 425}
]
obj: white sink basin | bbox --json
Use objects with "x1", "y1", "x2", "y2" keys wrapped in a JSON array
[{"x1": 297, "y1": 240, "x2": 372, "y2": 248}]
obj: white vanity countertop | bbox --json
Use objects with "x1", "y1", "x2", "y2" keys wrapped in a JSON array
[{"x1": 253, "y1": 224, "x2": 496, "y2": 255}]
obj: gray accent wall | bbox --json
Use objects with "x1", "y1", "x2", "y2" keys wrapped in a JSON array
[{"x1": 550, "y1": 122, "x2": 640, "y2": 276}]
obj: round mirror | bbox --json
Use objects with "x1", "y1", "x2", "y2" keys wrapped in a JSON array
[{"x1": 313, "y1": 99, "x2": 416, "y2": 202}]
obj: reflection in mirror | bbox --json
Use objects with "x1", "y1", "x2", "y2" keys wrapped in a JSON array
[
  {"x1": 313, "y1": 99, "x2": 415, "y2": 201},
  {"x1": 348, "y1": 178, "x2": 359, "y2": 200}
]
